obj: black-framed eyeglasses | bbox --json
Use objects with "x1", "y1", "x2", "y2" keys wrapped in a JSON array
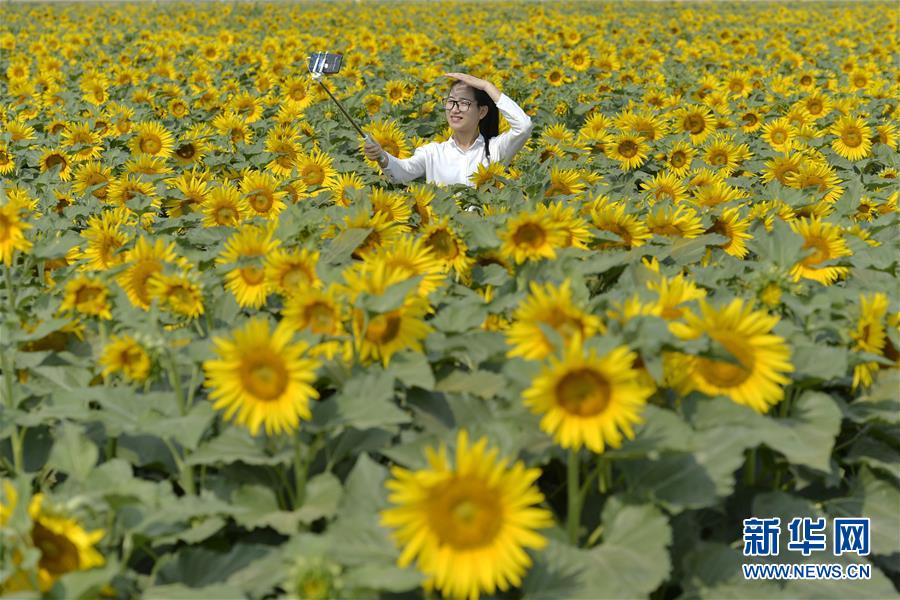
[{"x1": 443, "y1": 97, "x2": 473, "y2": 112}]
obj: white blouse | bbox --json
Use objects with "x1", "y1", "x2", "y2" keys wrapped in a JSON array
[{"x1": 379, "y1": 93, "x2": 533, "y2": 187}]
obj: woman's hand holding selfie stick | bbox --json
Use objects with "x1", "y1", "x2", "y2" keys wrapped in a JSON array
[{"x1": 363, "y1": 136, "x2": 388, "y2": 168}]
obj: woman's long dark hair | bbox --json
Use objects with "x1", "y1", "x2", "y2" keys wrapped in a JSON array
[{"x1": 450, "y1": 82, "x2": 499, "y2": 163}]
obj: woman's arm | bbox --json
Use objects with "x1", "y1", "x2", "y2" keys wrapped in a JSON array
[
  {"x1": 381, "y1": 145, "x2": 428, "y2": 184},
  {"x1": 489, "y1": 94, "x2": 533, "y2": 164},
  {"x1": 365, "y1": 136, "x2": 428, "y2": 184}
]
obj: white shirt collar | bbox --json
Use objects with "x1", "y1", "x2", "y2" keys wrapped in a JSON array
[{"x1": 448, "y1": 133, "x2": 485, "y2": 153}]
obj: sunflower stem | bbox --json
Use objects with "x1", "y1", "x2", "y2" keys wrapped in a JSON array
[
  {"x1": 744, "y1": 447, "x2": 757, "y2": 487},
  {"x1": 567, "y1": 448, "x2": 580, "y2": 545},
  {"x1": 2, "y1": 261, "x2": 23, "y2": 474},
  {"x1": 5, "y1": 259, "x2": 18, "y2": 310},
  {"x1": 166, "y1": 349, "x2": 187, "y2": 416},
  {"x1": 294, "y1": 437, "x2": 309, "y2": 509}
]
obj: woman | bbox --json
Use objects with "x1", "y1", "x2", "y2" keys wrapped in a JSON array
[{"x1": 363, "y1": 72, "x2": 533, "y2": 187}]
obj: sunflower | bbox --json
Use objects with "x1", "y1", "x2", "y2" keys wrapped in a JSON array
[
  {"x1": 761, "y1": 152, "x2": 803, "y2": 186},
  {"x1": 873, "y1": 123, "x2": 898, "y2": 149},
  {"x1": 646, "y1": 205, "x2": 705, "y2": 239},
  {"x1": 537, "y1": 203, "x2": 591, "y2": 249},
  {"x1": 227, "y1": 91, "x2": 264, "y2": 123},
  {"x1": 118, "y1": 237, "x2": 181, "y2": 310},
  {"x1": 365, "y1": 235, "x2": 446, "y2": 297},
  {"x1": 0, "y1": 143, "x2": 14, "y2": 175},
  {"x1": 641, "y1": 171, "x2": 688, "y2": 205},
  {"x1": 523, "y1": 336, "x2": 651, "y2": 453},
  {"x1": 282, "y1": 77, "x2": 313, "y2": 111},
  {"x1": 784, "y1": 160, "x2": 843, "y2": 204},
  {"x1": 422, "y1": 219, "x2": 473, "y2": 276},
  {"x1": 589, "y1": 198, "x2": 650, "y2": 249},
  {"x1": 0, "y1": 199, "x2": 33, "y2": 265},
  {"x1": 172, "y1": 127, "x2": 212, "y2": 167},
  {"x1": 789, "y1": 217, "x2": 852, "y2": 285},
  {"x1": 264, "y1": 248, "x2": 321, "y2": 297},
  {"x1": 282, "y1": 286, "x2": 347, "y2": 359},
  {"x1": 673, "y1": 105, "x2": 716, "y2": 143},
  {"x1": 201, "y1": 183, "x2": 248, "y2": 228},
  {"x1": 385, "y1": 80, "x2": 413, "y2": 105},
  {"x1": 0, "y1": 492, "x2": 105, "y2": 594},
  {"x1": 577, "y1": 111, "x2": 612, "y2": 145},
  {"x1": 799, "y1": 92, "x2": 832, "y2": 120},
  {"x1": 59, "y1": 274, "x2": 112, "y2": 319},
  {"x1": 692, "y1": 180, "x2": 745, "y2": 208},
  {"x1": 211, "y1": 111, "x2": 254, "y2": 146},
  {"x1": 217, "y1": 223, "x2": 281, "y2": 308},
  {"x1": 363, "y1": 93, "x2": 384, "y2": 115},
  {"x1": 38, "y1": 148, "x2": 73, "y2": 181},
  {"x1": 662, "y1": 140, "x2": 696, "y2": 177},
  {"x1": 380, "y1": 430, "x2": 553, "y2": 600},
  {"x1": 830, "y1": 115, "x2": 872, "y2": 161},
  {"x1": 326, "y1": 172, "x2": 367, "y2": 207},
  {"x1": 294, "y1": 149, "x2": 338, "y2": 192},
  {"x1": 61, "y1": 122, "x2": 103, "y2": 161},
  {"x1": 543, "y1": 123, "x2": 575, "y2": 147},
  {"x1": 5, "y1": 119, "x2": 37, "y2": 142},
  {"x1": 668, "y1": 299, "x2": 793, "y2": 414},
  {"x1": 265, "y1": 137, "x2": 301, "y2": 180},
  {"x1": 851, "y1": 293, "x2": 897, "y2": 389},
  {"x1": 371, "y1": 187, "x2": 412, "y2": 223},
  {"x1": 100, "y1": 334, "x2": 152, "y2": 382},
  {"x1": 408, "y1": 184, "x2": 436, "y2": 224},
  {"x1": 645, "y1": 270, "x2": 707, "y2": 321},
  {"x1": 363, "y1": 120, "x2": 411, "y2": 168},
  {"x1": 545, "y1": 166, "x2": 586, "y2": 197},
  {"x1": 240, "y1": 170, "x2": 287, "y2": 220},
  {"x1": 106, "y1": 175, "x2": 159, "y2": 214},
  {"x1": 147, "y1": 272, "x2": 205, "y2": 318},
  {"x1": 545, "y1": 66, "x2": 569, "y2": 87},
  {"x1": 506, "y1": 280, "x2": 603, "y2": 361},
  {"x1": 341, "y1": 210, "x2": 408, "y2": 260},
  {"x1": 565, "y1": 48, "x2": 592, "y2": 72},
  {"x1": 129, "y1": 121, "x2": 174, "y2": 159},
  {"x1": 499, "y1": 210, "x2": 566, "y2": 264},
  {"x1": 124, "y1": 154, "x2": 173, "y2": 179},
  {"x1": 163, "y1": 170, "x2": 211, "y2": 217},
  {"x1": 351, "y1": 293, "x2": 432, "y2": 367},
  {"x1": 469, "y1": 162, "x2": 506, "y2": 190},
  {"x1": 708, "y1": 207, "x2": 753, "y2": 258},
  {"x1": 203, "y1": 318, "x2": 320, "y2": 436},
  {"x1": 738, "y1": 107, "x2": 764, "y2": 132},
  {"x1": 71, "y1": 207, "x2": 131, "y2": 271},
  {"x1": 702, "y1": 134, "x2": 747, "y2": 176},
  {"x1": 760, "y1": 117, "x2": 796, "y2": 152},
  {"x1": 620, "y1": 110, "x2": 670, "y2": 141},
  {"x1": 607, "y1": 132, "x2": 648, "y2": 171},
  {"x1": 72, "y1": 161, "x2": 112, "y2": 201},
  {"x1": 724, "y1": 70, "x2": 751, "y2": 98}
]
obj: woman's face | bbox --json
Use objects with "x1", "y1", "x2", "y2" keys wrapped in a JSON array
[{"x1": 445, "y1": 83, "x2": 488, "y2": 134}]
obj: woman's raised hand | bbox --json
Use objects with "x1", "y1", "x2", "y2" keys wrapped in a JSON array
[
  {"x1": 444, "y1": 72, "x2": 489, "y2": 90},
  {"x1": 444, "y1": 72, "x2": 501, "y2": 102}
]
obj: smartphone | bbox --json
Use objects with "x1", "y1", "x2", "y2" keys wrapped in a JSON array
[{"x1": 308, "y1": 52, "x2": 343, "y2": 75}]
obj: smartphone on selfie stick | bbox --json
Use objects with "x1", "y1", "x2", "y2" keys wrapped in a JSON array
[{"x1": 307, "y1": 52, "x2": 372, "y2": 144}]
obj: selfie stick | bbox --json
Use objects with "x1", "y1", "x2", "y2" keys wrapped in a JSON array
[{"x1": 307, "y1": 53, "x2": 369, "y2": 141}]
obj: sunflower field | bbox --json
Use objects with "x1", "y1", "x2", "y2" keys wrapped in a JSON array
[{"x1": 0, "y1": 1, "x2": 898, "y2": 598}]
